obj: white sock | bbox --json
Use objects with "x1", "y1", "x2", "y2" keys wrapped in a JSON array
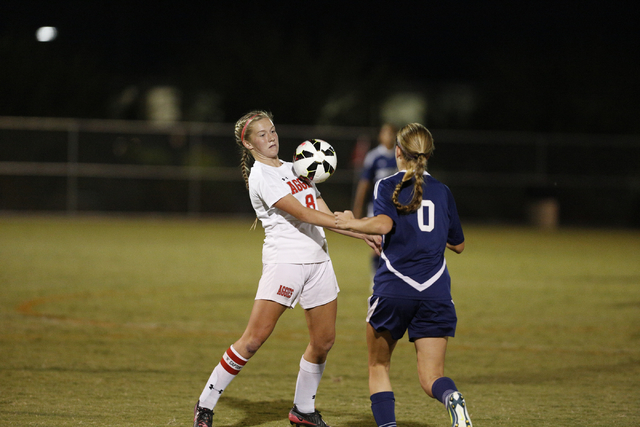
[
  {"x1": 293, "y1": 356, "x2": 326, "y2": 414},
  {"x1": 199, "y1": 345, "x2": 248, "y2": 410}
]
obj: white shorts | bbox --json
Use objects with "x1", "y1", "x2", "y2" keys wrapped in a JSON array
[{"x1": 255, "y1": 260, "x2": 339, "y2": 309}]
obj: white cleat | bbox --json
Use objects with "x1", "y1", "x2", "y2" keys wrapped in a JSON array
[{"x1": 446, "y1": 392, "x2": 472, "y2": 427}]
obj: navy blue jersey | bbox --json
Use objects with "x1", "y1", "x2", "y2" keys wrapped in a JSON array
[
  {"x1": 361, "y1": 145, "x2": 397, "y2": 183},
  {"x1": 360, "y1": 146, "x2": 397, "y2": 217},
  {"x1": 372, "y1": 171, "x2": 464, "y2": 300}
]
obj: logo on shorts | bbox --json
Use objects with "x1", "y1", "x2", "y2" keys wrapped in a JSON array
[{"x1": 276, "y1": 285, "x2": 294, "y2": 299}]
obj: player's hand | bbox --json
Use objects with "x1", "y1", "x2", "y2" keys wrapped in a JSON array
[
  {"x1": 363, "y1": 234, "x2": 382, "y2": 256},
  {"x1": 334, "y1": 210, "x2": 355, "y2": 229}
]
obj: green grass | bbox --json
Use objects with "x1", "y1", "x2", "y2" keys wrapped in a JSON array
[{"x1": 1, "y1": 216, "x2": 639, "y2": 426}]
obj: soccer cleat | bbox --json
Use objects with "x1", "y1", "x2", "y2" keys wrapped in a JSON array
[
  {"x1": 289, "y1": 405, "x2": 331, "y2": 427},
  {"x1": 193, "y1": 400, "x2": 214, "y2": 427},
  {"x1": 446, "y1": 392, "x2": 472, "y2": 427}
]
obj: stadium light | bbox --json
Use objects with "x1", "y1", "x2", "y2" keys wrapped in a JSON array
[{"x1": 36, "y1": 27, "x2": 58, "y2": 42}]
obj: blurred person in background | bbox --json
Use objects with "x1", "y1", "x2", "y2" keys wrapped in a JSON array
[
  {"x1": 193, "y1": 110, "x2": 380, "y2": 427},
  {"x1": 352, "y1": 123, "x2": 398, "y2": 284},
  {"x1": 335, "y1": 123, "x2": 473, "y2": 427}
]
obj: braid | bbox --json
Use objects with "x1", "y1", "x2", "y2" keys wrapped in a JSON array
[
  {"x1": 392, "y1": 158, "x2": 426, "y2": 214},
  {"x1": 234, "y1": 110, "x2": 273, "y2": 192},
  {"x1": 391, "y1": 178, "x2": 411, "y2": 213},
  {"x1": 393, "y1": 124, "x2": 434, "y2": 214},
  {"x1": 408, "y1": 157, "x2": 427, "y2": 211},
  {"x1": 240, "y1": 149, "x2": 253, "y2": 190}
]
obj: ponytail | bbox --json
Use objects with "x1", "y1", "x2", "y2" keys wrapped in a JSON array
[{"x1": 392, "y1": 124, "x2": 434, "y2": 214}]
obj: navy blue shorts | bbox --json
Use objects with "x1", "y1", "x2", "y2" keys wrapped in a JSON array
[{"x1": 366, "y1": 296, "x2": 457, "y2": 341}]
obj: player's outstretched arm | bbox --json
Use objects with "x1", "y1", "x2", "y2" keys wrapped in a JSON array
[
  {"x1": 273, "y1": 194, "x2": 336, "y2": 228},
  {"x1": 315, "y1": 198, "x2": 382, "y2": 254},
  {"x1": 334, "y1": 210, "x2": 393, "y2": 235}
]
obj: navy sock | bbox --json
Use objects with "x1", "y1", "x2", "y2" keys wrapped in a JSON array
[
  {"x1": 370, "y1": 391, "x2": 396, "y2": 427},
  {"x1": 431, "y1": 377, "x2": 458, "y2": 405}
]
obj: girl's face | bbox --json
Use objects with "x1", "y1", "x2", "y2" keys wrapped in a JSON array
[
  {"x1": 379, "y1": 125, "x2": 396, "y2": 149},
  {"x1": 244, "y1": 118, "x2": 279, "y2": 162}
]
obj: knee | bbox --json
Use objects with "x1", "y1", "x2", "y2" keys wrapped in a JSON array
[
  {"x1": 237, "y1": 334, "x2": 267, "y2": 357},
  {"x1": 309, "y1": 335, "x2": 335, "y2": 360},
  {"x1": 323, "y1": 337, "x2": 336, "y2": 355},
  {"x1": 369, "y1": 360, "x2": 391, "y2": 372},
  {"x1": 244, "y1": 339, "x2": 262, "y2": 356},
  {"x1": 316, "y1": 336, "x2": 336, "y2": 355}
]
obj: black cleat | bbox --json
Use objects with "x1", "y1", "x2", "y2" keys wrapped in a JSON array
[
  {"x1": 288, "y1": 405, "x2": 330, "y2": 427},
  {"x1": 193, "y1": 400, "x2": 214, "y2": 427}
]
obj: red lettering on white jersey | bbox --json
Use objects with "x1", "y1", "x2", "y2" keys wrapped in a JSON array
[{"x1": 286, "y1": 178, "x2": 311, "y2": 195}]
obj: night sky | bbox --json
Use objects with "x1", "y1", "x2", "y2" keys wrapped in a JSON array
[{"x1": 2, "y1": 1, "x2": 639, "y2": 132}]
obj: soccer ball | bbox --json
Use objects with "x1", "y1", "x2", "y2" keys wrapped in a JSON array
[{"x1": 292, "y1": 139, "x2": 337, "y2": 184}]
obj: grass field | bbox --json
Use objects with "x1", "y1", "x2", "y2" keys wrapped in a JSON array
[{"x1": 1, "y1": 216, "x2": 639, "y2": 426}]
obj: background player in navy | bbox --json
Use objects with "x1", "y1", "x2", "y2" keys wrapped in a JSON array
[
  {"x1": 352, "y1": 123, "x2": 398, "y2": 219},
  {"x1": 193, "y1": 111, "x2": 379, "y2": 427},
  {"x1": 335, "y1": 123, "x2": 473, "y2": 427},
  {"x1": 351, "y1": 123, "x2": 398, "y2": 283}
]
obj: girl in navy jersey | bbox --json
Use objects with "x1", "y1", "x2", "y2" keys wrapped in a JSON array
[
  {"x1": 352, "y1": 123, "x2": 398, "y2": 220},
  {"x1": 193, "y1": 111, "x2": 379, "y2": 427},
  {"x1": 352, "y1": 123, "x2": 398, "y2": 287},
  {"x1": 335, "y1": 123, "x2": 473, "y2": 427}
]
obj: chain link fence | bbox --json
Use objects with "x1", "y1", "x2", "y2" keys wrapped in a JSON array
[{"x1": 1, "y1": 116, "x2": 639, "y2": 227}]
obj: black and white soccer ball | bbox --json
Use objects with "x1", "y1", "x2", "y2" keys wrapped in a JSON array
[{"x1": 292, "y1": 139, "x2": 337, "y2": 184}]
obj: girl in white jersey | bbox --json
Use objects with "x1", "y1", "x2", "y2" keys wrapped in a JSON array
[{"x1": 193, "y1": 111, "x2": 380, "y2": 427}]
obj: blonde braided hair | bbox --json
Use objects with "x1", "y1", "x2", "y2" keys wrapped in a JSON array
[
  {"x1": 392, "y1": 123, "x2": 435, "y2": 214},
  {"x1": 234, "y1": 110, "x2": 274, "y2": 190},
  {"x1": 234, "y1": 110, "x2": 274, "y2": 230}
]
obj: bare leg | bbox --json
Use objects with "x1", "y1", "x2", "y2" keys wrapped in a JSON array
[
  {"x1": 234, "y1": 299, "x2": 288, "y2": 359},
  {"x1": 367, "y1": 323, "x2": 397, "y2": 394},
  {"x1": 414, "y1": 337, "x2": 448, "y2": 398},
  {"x1": 197, "y1": 299, "x2": 287, "y2": 412},
  {"x1": 302, "y1": 299, "x2": 337, "y2": 363},
  {"x1": 416, "y1": 338, "x2": 473, "y2": 425},
  {"x1": 290, "y1": 299, "x2": 338, "y2": 414},
  {"x1": 367, "y1": 324, "x2": 398, "y2": 427}
]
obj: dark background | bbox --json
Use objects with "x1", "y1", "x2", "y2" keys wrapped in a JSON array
[
  {"x1": 1, "y1": 1, "x2": 639, "y2": 227},
  {"x1": 2, "y1": 0, "x2": 639, "y2": 132}
]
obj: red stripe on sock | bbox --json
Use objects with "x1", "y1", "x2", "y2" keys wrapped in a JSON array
[
  {"x1": 219, "y1": 347, "x2": 247, "y2": 375},
  {"x1": 220, "y1": 358, "x2": 240, "y2": 375},
  {"x1": 226, "y1": 348, "x2": 247, "y2": 366}
]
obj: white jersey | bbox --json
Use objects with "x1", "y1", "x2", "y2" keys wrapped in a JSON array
[{"x1": 249, "y1": 160, "x2": 330, "y2": 264}]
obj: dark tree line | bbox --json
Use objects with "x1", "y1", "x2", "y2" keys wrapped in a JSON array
[{"x1": 1, "y1": 1, "x2": 638, "y2": 133}]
